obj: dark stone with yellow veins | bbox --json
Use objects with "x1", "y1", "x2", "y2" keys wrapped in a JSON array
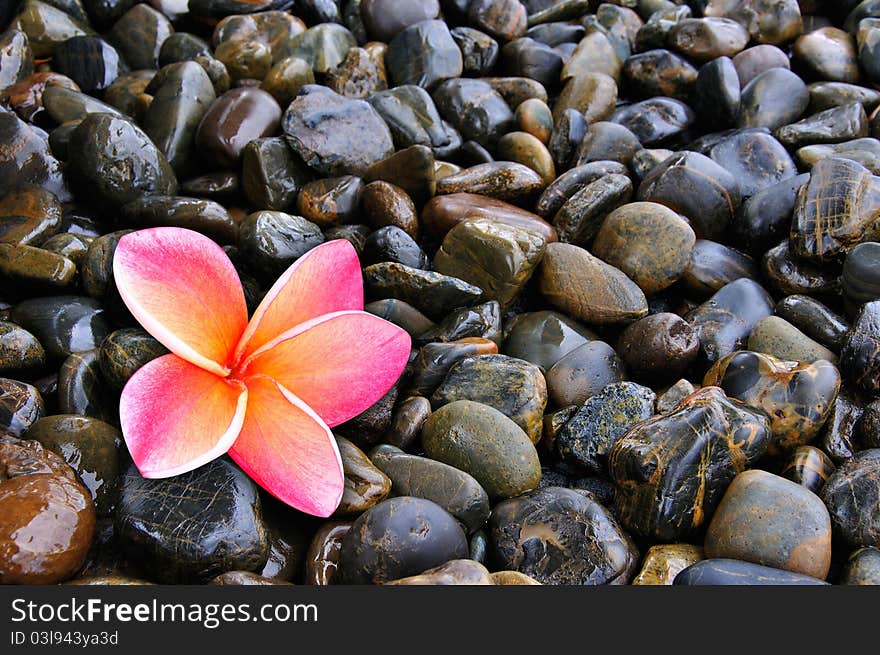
[
  {"x1": 406, "y1": 338, "x2": 497, "y2": 397},
  {"x1": 489, "y1": 486, "x2": 638, "y2": 585},
  {"x1": 0, "y1": 378, "x2": 44, "y2": 436},
  {"x1": 858, "y1": 399, "x2": 880, "y2": 449},
  {"x1": 609, "y1": 386, "x2": 772, "y2": 541},
  {"x1": 58, "y1": 349, "x2": 116, "y2": 424},
  {"x1": 781, "y1": 445, "x2": 836, "y2": 494},
  {"x1": 304, "y1": 520, "x2": 351, "y2": 585},
  {"x1": 623, "y1": 49, "x2": 697, "y2": 102},
  {"x1": 437, "y1": 161, "x2": 545, "y2": 205},
  {"x1": 821, "y1": 449, "x2": 880, "y2": 548},
  {"x1": 841, "y1": 547, "x2": 880, "y2": 585},
  {"x1": 422, "y1": 192, "x2": 556, "y2": 243},
  {"x1": 537, "y1": 242, "x2": 648, "y2": 326},
  {"x1": 790, "y1": 157, "x2": 880, "y2": 262},
  {"x1": 557, "y1": 382, "x2": 655, "y2": 473},
  {"x1": 98, "y1": 328, "x2": 168, "y2": 391},
  {"x1": 0, "y1": 244, "x2": 76, "y2": 297},
  {"x1": 637, "y1": 150, "x2": 741, "y2": 241},
  {"x1": 363, "y1": 262, "x2": 483, "y2": 321},
  {"x1": 0, "y1": 321, "x2": 44, "y2": 375},
  {"x1": 685, "y1": 278, "x2": 775, "y2": 363},
  {"x1": 333, "y1": 436, "x2": 391, "y2": 517},
  {"x1": 841, "y1": 301, "x2": 880, "y2": 396},
  {"x1": 115, "y1": 460, "x2": 269, "y2": 583},
  {"x1": 338, "y1": 496, "x2": 468, "y2": 584},
  {"x1": 704, "y1": 350, "x2": 840, "y2": 454},
  {"x1": 552, "y1": 173, "x2": 633, "y2": 247},
  {"x1": 704, "y1": 469, "x2": 832, "y2": 578},
  {"x1": 674, "y1": 559, "x2": 828, "y2": 585},
  {"x1": 11, "y1": 295, "x2": 112, "y2": 360},
  {"x1": 370, "y1": 444, "x2": 490, "y2": 533},
  {"x1": 434, "y1": 219, "x2": 545, "y2": 310},
  {"x1": 431, "y1": 353, "x2": 547, "y2": 444},
  {"x1": 417, "y1": 302, "x2": 501, "y2": 346}
]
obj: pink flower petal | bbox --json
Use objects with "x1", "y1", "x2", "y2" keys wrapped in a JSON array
[
  {"x1": 229, "y1": 375, "x2": 344, "y2": 517},
  {"x1": 233, "y1": 239, "x2": 363, "y2": 364},
  {"x1": 119, "y1": 354, "x2": 248, "y2": 478},
  {"x1": 240, "y1": 310, "x2": 411, "y2": 427},
  {"x1": 113, "y1": 227, "x2": 248, "y2": 376}
]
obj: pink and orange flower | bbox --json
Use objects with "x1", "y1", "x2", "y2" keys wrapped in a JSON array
[{"x1": 113, "y1": 227, "x2": 411, "y2": 517}]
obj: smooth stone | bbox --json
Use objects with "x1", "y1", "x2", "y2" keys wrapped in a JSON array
[
  {"x1": 422, "y1": 193, "x2": 556, "y2": 243},
  {"x1": 42, "y1": 86, "x2": 121, "y2": 125},
  {"x1": 362, "y1": 145, "x2": 437, "y2": 205},
  {"x1": 775, "y1": 103, "x2": 868, "y2": 149},
  {"x1": 704, "y1": 351, "x2": 840, "y2": 454},
  {"x1": 385, "y1": 559, "x2": 494, "y2": 585},
  {"x1": 158, "y1": 32, "x2": 211, "y2": 65},
  {"x1": 610, "y1": 97, "x2": 695, "y2": 147},
  {"x1": 776, "y1": 295, "x2": 850, "y2": 353},
  {"x1": 796, "y1": 138, "x2": 880, "y2": 175},
  {"x1": 209, "y1": 571, "x2": 290, "y2": 585},
  {"x1": 451, "y1": 26, "x2": 499, "y2": 76},
  {"x1": 623, "y1": 49, "x2": 697, "y2": 102},
  {"x1": 68, "y1": 113, "x2": 176, "y2": 207},
  {"x1": 52, "y1": 36, "x2": 124, "y2": 93},
  {"x1": 682, "y1": 240, "x2": 758, "y2": 299},
  {"x1": 841, "y1": 547, "x2": 880, "y2": 585},
  {"x1": 732, "y1": 44, "x2": 790, "y2": 86},
  {"x1": 489, "y1": 486, "x2": 638, "y2": 585},
  {"x1": 0, "y1": 70, "x2": 80, "y2": 124},
  {"x1": 554, "y1": 72, "x2": 618, "y2": 124},
  {"x1": 364, "y1": 299, "x2": 435, "y2": 338},
  {"x1": 363, "y1": 262, "x2": 483, "y2": 322},
  {"x1": 361, "y1": 181, "x2": 419, "y2": 239},
  {"x1": 296, "y1": 176, "x2": 363, "y2": 229},
  {"x1": 557, "y1": 382, "x2": 655, "y2": 473},
  {"x1": 674, "y1": 559, "x2": 828, "y2": 585},
  {"x1": 705, "y1": 129, "x2": 797, "y2": 198},
  {"x1": 361, "y1": 0, "x2": 439, "y2": 42},
  {"x1": 705, "y1": 470, "x2": 831, "y2": 578},
  {"x1": 0, "y1": 321, "x2": 45, "y2": 375},
  {"x1": 79, "y1": 230, "x2": 129, "y2": 301},
  {"x1": 820, "y1": 387, "x2": 867, "y2": 464},
  {"x1": 260, "y1": 56, "x2": 314, "y2": 107},
  {"x1": 502, "y1": 310, "x2": 597, "y2": 372},
  {"x1": 214, "y1": 38, "x2": 271, "y2": 83},
  {"x1": 241, "y1": 137, "x2": 309, "y2": 212},
  {"x1": 98, "y1": 328, "x2": 167, "y2": 391},
  {"x1": 338, "y1": 496, "x2": 468, "y2": 584},
  {"x1": 334, "y1": 436, "x2": 391, "y2": 517},
  {"x1": 212, "y1": 11, "x2": 306, "y2": 60},
  {"x1": 793, "y1": 27, "x2": 859, "y2": 83},
  {"x1": 762, "y1": 241, "x2": 840, "y2": 298},
  {"x1": 102, "y1": 70, "x2": 154, "y2": 116},
  {"x1": 180, "y1": 172, "x2": 240, "y2": 201},
  {"x1": 277, "y1": 23, "x2": 356, "y2": 74},
  {"x1": 326, "y1": 47, "x2": 387, "y2": 99},
  {"x1": 367, "y1": 85, "x2": 459, "y2": 157},
  {"x1": 116, "y1": 460, "x2": 269, "y2": 583},
  {"x1": 732, "y1": 173, "x2": 808, "y2": 256},
  {"x1": 370, "y1": 446, "x2": 490, "y2": 533},
  {"x1": 436, "y1": 161, "x2": 544, "y2": 205},
  {"x1": 431, "y1": 354, "x2": 547, "y2": 444},
  {"x1": 433, "y1": 218, "x2": 545, "y2": 310},
  {"x1": 515, "y1": 97, "x2": 553, "y2": 143},
  {"x1": 748, "y1": 315, "x2": 837, "y2": 363},
  {"x1": 11, "y1": 296, "x2": 111, "y2": 360},
  {"x1": 537, "y1": 242, "x2": 648, "y2": 326},
  {"x1": 0, "y1": 186, "x2": 62, "y2": 247},
  {"x1": 120, "y1": 195, "x2": 237, "y2": 244},
  {"x1": 551, "y1": 173, "x2": 633, "y2": 247},
  {"x1": 107, "y1": 4, "x2": 172, "y2": 70},
  {"x1": 432, "y1": 77, "x2": 514, "y2": 148},
  {"x1": 304, "y1": 520, "x2": 351, "y2": 585},
  {"x1": 617, "y1": 312, "x2": 700, "y2": 380},
  {"x1": 415, "y1": 301, "x2": 501, "y2": 345},
  {"x1": 0, "y1": 29, "x2": 34, "y2": 91},
  {"x1": 283, "y1": 85, "x2": 393, "y2": 177},
  {"x1": 0, "y1": 436, "x2": 95, "y2": 584},
  {"x1": 500, "y1": 37, "x2": 562, "y2": 93},
  {"x1": 58, "y1": 349, "x2": 115, "y2": 424},
  {"x1": 738, "y1": 68, "x2": 809, "y2": 130},
  {"x1": 843, "y1": 242, "x2": 880, "y2": 309},
  {"x1": 573, "y1": 123, "x2": 641, "y2": 170},
  {"x1": 685, "y1": 278, "x2": 774, "y2": 363},
  {"x1": 0, "y1": 378, "x2": 44, "y2": 436},
  {"x1": 791, "y1": 157, "x2": 880, "y2": 262},
  {"x1": 238, "y1": 211, "x2": 323, "y2": 281},
  {"x1": 656, "y1": 379, "x2": 696, "y2": 415},
  {"x1": 634, "y1": 5, "x2": 692, "y2": 52},
  {"x1": 637, "y1": 150, "x2": 741, "y2": 241},
  {"x1": 609, "y1": 386, "x2": 771, "y2": 540},
  {"x1": 858, "y1": 18, "x2": 880, "y2": 84},
  {"x1": 545, "y1": 340, "x2": 626, "y2": 408},
  {"x1": 536, "y1": 161, "x2": 628, "y2": 219},
  {"x1": 406, "y1": 339, "x2": 498, "y2": 397},
  {"x1": 383, "y1": 396, "x2": 431, "y2": 451},
  {"x1": 0, "y1": 243, "x2": 76, "y2": 297},
  {"x1": 562, "y1": 31, "x2": 622, "y2": 81},
  {"x1": 703, "y1": 0, "x2": 803, "y2": 45},
  {"x1": 196, "y1": 87, "x2": 281, "y2": 170},
  {"x1": 142, "y1": 61, "x2": 216, "y2": 178},
  {"x1": 780, "y1": 445, "x2": 836, "y2": 494},
  {"x1": 669, "y1": 17, "x2": 749, "y2": 60},
  {"x1": 469, "y1": 0, "x2": 527, "y2": 41},
  {"x1": 12, "y1": 0, "x2": 93, "y2": 59},
  {"x1": 0, "y1": 109, "x2": 70, "y2": 201},
  {"x1": 820, "y1": 449, "x2": 880, "y2": 548},
  {"x1": 632, "y1": 544, "x2": 704, "y2": 585},
  {"x1": 386, "y1": 19, "x2": 462, "y2": 89},
  {"x1": 362, "y1": 226, "x2": 429, "y2": 270},
  {"x1": 421, "y1": 400, "x2": 541, "y2": 499},
  {"x1": 26, "y1": 414, "x2": 121, "y2": 516}
]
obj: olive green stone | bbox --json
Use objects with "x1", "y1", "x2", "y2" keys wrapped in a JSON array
[
  {"x1": 42, "y1": 86, "x2": 122, "y2": 124},
  {"x1": 434, "y1": 218, "x2": 546, "y2": 310},
  {"x1": 215, "y1": 39, "x2": 272, "y2": 83},
  {"x1": 58, "y1": 350, "x2": 115, "y2": 424},
  {"x1": 537, "y1": 242, "x2": 648, "y2": 325},
  {"x1": 40, "y1": 233, "x2": 91, "y2": 267},
  {"x1": 107, "y1": 4, "x2": 172, "y2": 70},
  {"x1": 98, "y1": 328, "x2": 168, "y2": 391},
  {"x1": 632, "y1": 544, "x2": 704, "y2": 585},
  {"x1": 592, "y1": 201, "x2": 696, "y2": 296},
  {"x1": 334, "y1": 436, "x2": 391, "y2": 517},
  {"x1": 421, "y1": 399, "x2": 541, "y2": 499},
  {"x1": 748, "y1": 316, "x2": 837, "y2": 364},
  {"x1": 431, "y1": 354, "x2": 547, "y2": 444},
  {"x1": 26, "y1": 414, "x2": 122, "y2": 516},
  {"x1": 260, "y1": 56, "x2": 314, "y2": 107},
  {"x1": 0, "y1": 243, "x2": 76, "y2": 296},
  {"x1": 370, "y1": 445, "x2": 490, "y2": 533},
  {"x1": 11, "y1": 296, "x2": 111, "y2": 360},
  {"x1": 0, "y1": 321, "x2": 45, "y2": 374},
  {"x1": 80, "y1": 230, "x2": 131, "y2": 303},
  {"x1": 12, "y1": 0, "x2": 93, "y2": 59},
  {"x1": 277, "y1": 23, "x2": 356, "y2": 74}
]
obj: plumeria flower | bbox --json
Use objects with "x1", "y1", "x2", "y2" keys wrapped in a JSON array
[{"x1": 113, "y1": 227, "x2": 411, "y2": 517}]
